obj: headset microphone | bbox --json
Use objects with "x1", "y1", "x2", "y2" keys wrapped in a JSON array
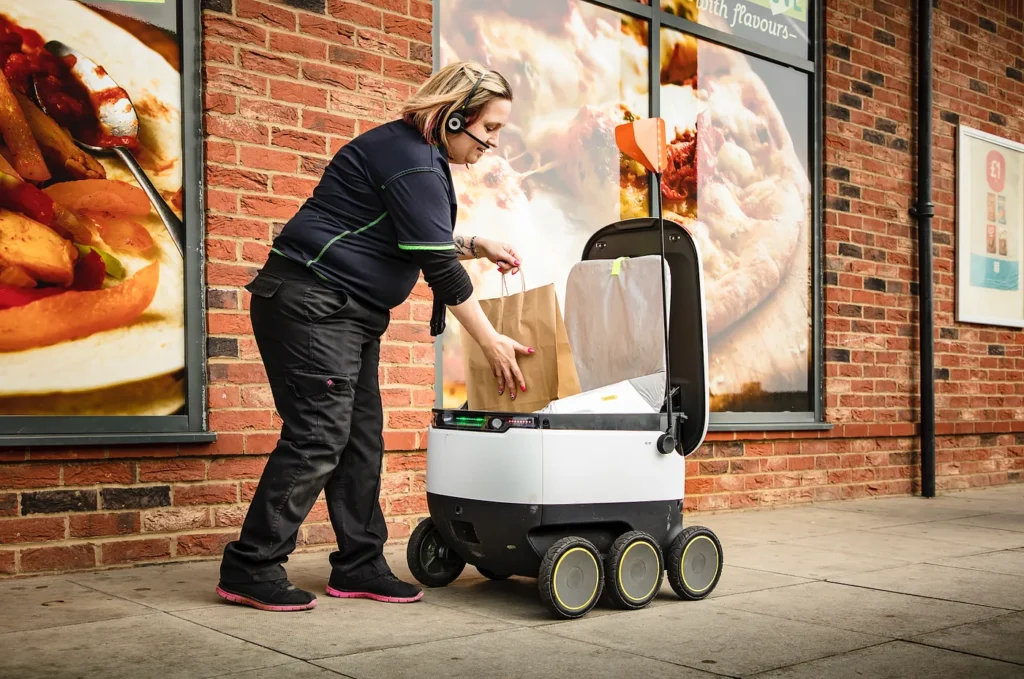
[{"x1": 446, "y1": 70, "x2": 491, "y2": 151}]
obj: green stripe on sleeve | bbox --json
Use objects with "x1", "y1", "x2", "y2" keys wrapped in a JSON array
[{"x1": 306, "y1": 211, "x2": 388, "y2": 267}]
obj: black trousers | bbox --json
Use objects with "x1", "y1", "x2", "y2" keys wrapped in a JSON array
[{"x1": 220, "y1": 254, "x2": 392, "y2": 585}]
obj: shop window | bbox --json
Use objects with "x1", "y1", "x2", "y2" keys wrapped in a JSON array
[{"x1": 437, "y1": 0, "x2": 821, "y2": 429}]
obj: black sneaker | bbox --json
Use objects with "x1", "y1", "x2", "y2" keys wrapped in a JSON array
[
  {"x1": 326, "y1": 570, "x2": 423, "y2": 603},
  {"x1": 216, "y1": 578, "x2": 317, "y2": 612}
]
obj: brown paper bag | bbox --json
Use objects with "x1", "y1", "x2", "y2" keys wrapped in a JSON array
[{"x1": 462, "y1": 275, "x2": 582, "y2": 413}]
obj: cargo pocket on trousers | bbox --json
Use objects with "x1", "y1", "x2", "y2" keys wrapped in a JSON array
[
  {"x1": 245, "y1": 272, "x2": 284, "y2": 298},
  {"x1": 284, "y1": 372, "x2": 352, "y2": 443}
]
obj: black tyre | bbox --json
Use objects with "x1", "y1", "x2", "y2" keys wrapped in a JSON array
[
  {"x1": 476, "y1": 567, "x2": 511, "y2": 581},
  {"x1": 538, "y1": 536, "x2": 604, "y2": 620},
  {"x1": 602, "y1": 531, "x2": 664, "y2": 610},
  {"x1": 407, "y1": 518, "x2": 465, "y2": 588},
  {"x1": 667, "y1": 526, "x2": 723, "y2": 601}
]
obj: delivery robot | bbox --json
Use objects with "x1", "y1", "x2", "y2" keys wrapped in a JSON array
[{"x1": 406, "y1": 207, "x2": 723, "y2": 620}]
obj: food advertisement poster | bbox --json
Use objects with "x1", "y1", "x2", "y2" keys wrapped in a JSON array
[
  {"x1": 957, "y1": 125, "x2": 1024, "y2": 328},
  {"x1": 438, "y1": 0, "x2": 813, "y2": 415},
  {"x1": 0, "y1": 0, "x2": 191, "y2": 429}
]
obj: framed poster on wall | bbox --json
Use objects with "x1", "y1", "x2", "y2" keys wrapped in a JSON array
[
  {"x1": 0, "y1": 0, "x2": 210, "y2": 445},
  {"x1": 956, "y1": 125, "x2": 1024, "y2": 328}
]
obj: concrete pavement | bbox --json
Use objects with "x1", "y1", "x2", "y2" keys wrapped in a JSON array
[{"x1": 1, "y1": 485, "x2": 1022, "y2": 678}]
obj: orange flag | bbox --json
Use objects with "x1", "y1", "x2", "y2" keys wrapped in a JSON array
[{"x1": 615, "y1": 117, "x2": 668, "y2": 174}]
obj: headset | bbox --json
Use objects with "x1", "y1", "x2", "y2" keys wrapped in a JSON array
[{"x1": 444, "y1": 70, "x2": 492, "y2": 151}]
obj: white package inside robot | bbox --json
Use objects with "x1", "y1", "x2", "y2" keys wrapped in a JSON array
[{"x1": 535, "y1": 372, "x2": 666, "y2": 414}]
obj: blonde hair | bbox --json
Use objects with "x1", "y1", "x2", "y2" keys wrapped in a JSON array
[{"x1": 402, "y1": 61, "x2": 513, "y2": 150}]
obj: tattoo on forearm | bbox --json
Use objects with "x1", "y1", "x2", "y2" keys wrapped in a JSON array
[
  {"x1": 469, "y1": 236, "x2": 478, "y2": 258},
  {"x1": 454, "y1": 235, "x2": 468, "y2": 256}
]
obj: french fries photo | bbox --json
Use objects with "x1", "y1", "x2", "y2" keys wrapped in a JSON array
[{"x1": 0, "y1": 10, "x2": 169, "y2": 357}]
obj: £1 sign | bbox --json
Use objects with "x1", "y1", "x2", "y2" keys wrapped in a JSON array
[{"x1": 986, "y1": 149, "x2": 1006, "y2": 193}]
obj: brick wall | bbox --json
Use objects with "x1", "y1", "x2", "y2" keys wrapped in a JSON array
[
  {"x1": 1, "y1": 0, "x2": 1022, "y2": 577},
  {"x1": 0, "y1": 0, "x2": 435, "y2": 577}
]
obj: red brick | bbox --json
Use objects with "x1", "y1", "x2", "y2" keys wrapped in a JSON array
[
  {"x1": 272, "y1": 128, "x2": 328, "y2": 154},
  {"x1": 208, "y1": 166, "x2": 269, "y2": 192},
  {"x1": 0, "y1": 517, "x2": 65, "y2": 544},
  {"x1": 242, "y1": 242, "x2": 271, "y2": 264},
  {"x1": 0, "y1": 464, "x2": 61, "y2": 490},
  {"x1": 204, "y1": 39, "x2": 236, "y2": 65},
  {"x1": 206, "y1": 116, "x2": 269, "y2": 145},
  {"x1": 357, "y1": 29, "x2": 407, "y2": 58},
  {"x1": 70, "y1": 513, "x2": 140, "y2": 539},
  {"x1": 387, "y1": 367, "x2": 434, "y2": 386},
  {"x1": 245, "y1": 434, "x2": 280, "y2": 454},
  {"x1": 21, "y1": 544, "x2": 96, "y2": 572},
  {"x1": 237, "y1": 0, "x2": 297, "y2": 30},
  {"x1": 239, "y1": 98, "x2": 299, "y2": 126},
  {"x1": 386, "y1": 452, "x2": 425, "y2": 472},
  {"x1": 208, "y1": 458, "x2": 268, "y2": 481},
  {"x1": 142, "y1": 508, "x2": 210, "y2": 533},
  {"x1": 139, "y1": 460, "x2": 207, "y2": 483},
  {"x1": 206, "y1": 67, "x2": 268, "y2": 96},
  {"x1": 301, "y1": 63, "x2": 357, "y2": 91},
  {"x1": 365, "y1": 0, "x2": 409, "y2": 12},
  {"x1": 205, "y1": 92, "x2": 237, "y2": 114},
  {"x1": 206, "y1": 140, "x2": 238, "y2": 164},
  {"x1": 63, "y1": 462, "x2": 134, "y2": 486},
  {"x1": 206, "y1": 189, "x2": 238, "y2": 213},
  {"x1": 215, "y1": 505, "x2": 248, "y2": 527},
  {"x1": 203, "y1": 16, "x2": 268, "y2": 45},
  {"x1": 102, "y1": 538, "x2": 171, "y2": 565},
  {"x1": 383, "y1": 58, "x2": 429, "y2": 84},
  {"x1": 388, "y1": 410, "x2": 431, "y2": 430},
  {"x1": 0, "y1": 493, "x2": 16, "y2": 517},
  {"x1": 174, "y1": 483, "x2": 239, "y2": 506},
  {"x1": 272, "y1": 175, "x2": 320, "y2": 199},
  {"x1": 384, "y1": 432, "x2": 417, "y2": 451},
  {"x1": 359, "y1": 74, "x2": 410, "y2": 99},
  {"x1": 300, "y1": 14, "x2": 356, "y2": 44},
  {"x1": 329, "y1": 46, "x2": 383, "y2": 73},
  {"x1": 329, "y1": 1, "x2": 382, "y2": 28},
  {"x1": 270, "y1": 79, "x2": 329, "y2": 107},
  {"x1": 240, "y1": 195, "x2": 302, "y2": 219},
  {"x1": 386, "y1": 322, "x2": 432, "y2": 343},
  {"x1": 383, "y1": 13, "x2": 430, "y2": 43},
  {"x1": 270, "y1": 32, "x2": 328, "y2": 60},
  {"x1": 410, "y1": 0, "x2": 430, "y2": 20},
  {"x1": 239, "y1": 145, "x2": 299, "y2": 172},
  {"x1": 0, "y1": 549, "x2": 14, "y2": 574},
  {"x1": 241, "y1": 49, "x2": 300, "y2": 78},
  {"x1": 207, "y1": 263, "x2": 257, "y2": 286},
  {"x1": 207, "y1": 215, "x2": 272, "y2": 239},
  {"x1": 389, "y1": 494, "x2": 426, "y2": 515},
  {"x1": 177, "y1": 532, "x2": 236, "y2": 557}
]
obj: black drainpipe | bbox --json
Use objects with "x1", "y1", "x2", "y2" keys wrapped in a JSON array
[{"x1": 916, "y1": 0, "x2": 936, "y2": 498}]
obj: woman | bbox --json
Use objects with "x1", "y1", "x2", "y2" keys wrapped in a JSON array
[{"x1": 217, "y1": 62, "x2": 529, "y2": 612}]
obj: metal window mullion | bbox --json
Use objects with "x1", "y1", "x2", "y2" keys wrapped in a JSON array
[
  {"x1": 585, "y1": 0, "x2": 654, "y2": 20},
  {"x1": 649, "y1": 5, "x2": 661, "y2": 218},
  {"x1": 811, "y1": 0, "x2": 825, "y2": 422}
]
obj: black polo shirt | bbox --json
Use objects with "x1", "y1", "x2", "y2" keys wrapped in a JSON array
[{"x1": 270, "y1": 119, "x2": 472, "y2": 316}]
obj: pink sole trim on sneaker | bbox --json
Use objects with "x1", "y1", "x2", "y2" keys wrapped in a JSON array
[
  {"x1": 216, "y1": 586, "x2": 317, "y2": 612},
  {"x1": 325, "y1": 585, "x2": 423, "y2": 603}
]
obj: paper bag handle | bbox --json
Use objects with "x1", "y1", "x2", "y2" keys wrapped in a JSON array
[
  {"x1": 495, "y1": 272, "x2": 526, "y2": 336},
  {"x1": 499, "y1": 272, "x2": 526, "y2": 298}
]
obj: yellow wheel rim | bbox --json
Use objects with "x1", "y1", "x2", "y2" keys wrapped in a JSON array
[
  {"x1": 552, "y1": 547, "x2": 599, "y2": 611},
  {"x1": 617, "y1": 540, "x2": 661, "y2": 602},
  {"x1": 680, "y1": 535, "x2": 718, "y2": 594}
]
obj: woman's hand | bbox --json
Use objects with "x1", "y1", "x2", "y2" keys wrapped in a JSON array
[
  {"x1": 475, "y1": 237, "x2": 521, "y2": 275},
  {"x1": 481, "y1": 332, "x2": 533, "y2": 399}
]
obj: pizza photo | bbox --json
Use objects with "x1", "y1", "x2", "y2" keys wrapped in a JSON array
[{"x1": 439, "y1": 0, "x2": 812, "y2": 413}]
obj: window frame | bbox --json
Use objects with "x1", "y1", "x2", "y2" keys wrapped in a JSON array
[
  {"x1": 433, "y1": 0, "x2": 827, "y2": 431},
  {"x1": 0, "y1": 0, "x2": 214, "y2": 447}
]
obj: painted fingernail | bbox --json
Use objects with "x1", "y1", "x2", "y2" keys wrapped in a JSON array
[
  {"x1": 514, "y1": 260, "x2": 520, "y2": 266},
  {"x1": 521, "y1": 385, "x2": 526, "y2": 392},
  {"x1": 528, "y1": 348, "x2": 535, "y2": 354}
]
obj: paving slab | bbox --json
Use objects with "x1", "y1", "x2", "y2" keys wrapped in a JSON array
[
  {"x1": 315, "y1": 627, "x2": 718, "y2": 679},
  {"x1": 813, "y1": 497, "x2": 993, "y2": 522},
  {"x1": 541, "y1": 599, "x2": 885, "y2": 677},
  {"x1": 927, "y1": 549, "x2": 1024, "y2": 578},
  {"x1": 831, "y1": 563, "x2": 1024, "y2": 610},
  {"x1": 723, "y1": 541, "x2": 913, "y2": 580},
  {"x1": 696, "y1": 506, "x2": 919, "y2": 544},
  {"x1": 210, "y1": 662, "x2": 349, "y2": 679},
  {"x1": 176, "y1": 597, "x2": 514, "y2": 660},
  {"x1": 0, "y1": 613, "x2": 290, "y2": 679},
  {"x1": 750, "y1": 640, "x2": 1024, "y2": 678},
  {"x1": 65, "y1": 559, "x2": 224, "y2": 612},
  {"x1": 914, "y1": 611, "x2": 1024, "y2": 666},
  {"x1": 871, "y1": 521, "x2": 1024, "y2": 550},
  {"x1": 948, "y1": 513, "x2": 1024, "y2": 533},
  {"x1": 0, "y1": 576, "x2": 152, "y2": 634},
  {"x1": 782, "y1": 529, "x2": 991, "y2": 563},
  {"x1": 711, "y1": 580, "x2": 1004, "y2": 638}
]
